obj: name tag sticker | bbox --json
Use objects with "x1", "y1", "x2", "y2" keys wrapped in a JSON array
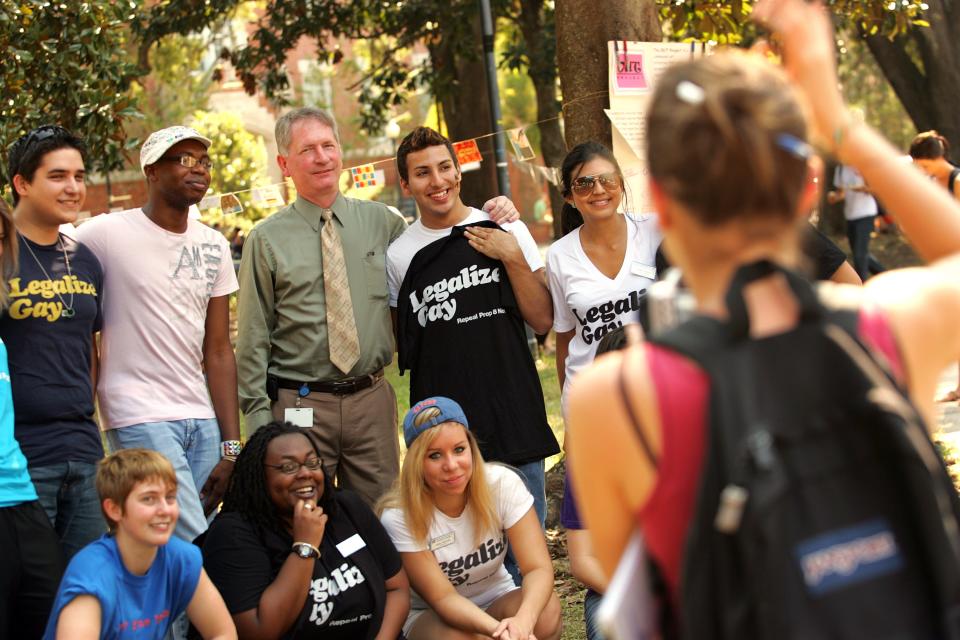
[
  {"x1": 284, "y1": 408, "x2": 314, "y2": 428},
  {"x1": 631, "y1": 262, "x2": 657, "y2": 280},
  {"x1": 336, "y1": 533, "x2": 367, "y2": 557},
  {"x1": 428, "y1": 531, "x2": 456, "y2": 551}
]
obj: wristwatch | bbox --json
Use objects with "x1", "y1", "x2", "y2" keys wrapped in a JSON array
[{"x1": 291, "y1": 542, "x2": 320, "y2": 559}]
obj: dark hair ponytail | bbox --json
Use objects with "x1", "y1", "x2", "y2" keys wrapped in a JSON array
[
  {"x1": 909, "y1": 130, "x2": 950, "y2": 160},
  {"x1": 559, "y1": 141, "x2": 623, "y2": 236}
]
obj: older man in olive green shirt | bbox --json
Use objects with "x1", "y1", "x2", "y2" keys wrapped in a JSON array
[{"x1": 237, "y1": 107, "x2": 517, "y2": 504}]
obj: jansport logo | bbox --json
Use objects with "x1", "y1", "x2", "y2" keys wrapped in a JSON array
[
  {"x1": 796, "y1": 519, "x2": 904, "y2": 596},
  {"x1": 409, "y1": 264, "x2": 501, "y2": 327}
]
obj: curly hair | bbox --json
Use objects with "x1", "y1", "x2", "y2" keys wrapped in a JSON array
[{"x1": 220, "y1": 421, "x2": 336, "y2": 537}]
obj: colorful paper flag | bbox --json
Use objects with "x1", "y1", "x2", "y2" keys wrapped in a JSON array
[
  {"x1": 453, "y1": 139, "x2": 482, "y2": 173},
  {"x1": 350, "y1": 164, "x2": 378, "y2": 189},
  {"x1": 220, "y1": 194, "x2": 244, "y2": 215},
  {"x1": 251, "y1": 185, "x2": 285, "y2": 207},
  {"x1": 508, "y1": 128, "x2": 537, "y2": 161},
  {"x1": 198, "y1": 195, "x2": 220, "y2": 211}
]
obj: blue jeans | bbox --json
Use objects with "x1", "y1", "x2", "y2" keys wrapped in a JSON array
[
  {"x1": 846, "y1": 216, "x2": 881, "y2": 281},
  {"x1": 106, "y1": 418, "x2": 220, "y2": 543},
  {"x1": 29, "y1": 462, "x2": 106, "y2": 561},
  {"x1": 583, "y1": 589, "x2": 608, "y2": 640},
  {"x1": 504, "y1": 459, "x2": 546, "y2": 584}
]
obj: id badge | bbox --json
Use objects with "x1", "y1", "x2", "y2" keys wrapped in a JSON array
[
  {"x1": 284, "y1": 408, "x2": 314, "y2": 428},
  {"x1": 336, "y1": 533, "x2": 367, "y2": 557},
  {"x1": 428, "y1": 531, "x2": 455, "y2": 551}
]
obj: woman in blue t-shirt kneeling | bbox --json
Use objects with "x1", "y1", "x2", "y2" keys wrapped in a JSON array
[{"x1": 44, "y1": 449, "x2": 236, "y2": 639}]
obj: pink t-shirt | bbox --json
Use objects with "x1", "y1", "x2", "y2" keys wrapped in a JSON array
[{"x1": 75, "y1": 209, "x2": 238, "y2": 430}]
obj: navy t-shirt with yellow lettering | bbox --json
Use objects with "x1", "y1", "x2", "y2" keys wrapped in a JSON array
[{"x1": 0, "y1": 233, "x2": 103, "y2": 466}]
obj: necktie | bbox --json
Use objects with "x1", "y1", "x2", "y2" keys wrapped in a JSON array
[{"x1": 321, "y1": 208, "x2": 360, "y2": 374}]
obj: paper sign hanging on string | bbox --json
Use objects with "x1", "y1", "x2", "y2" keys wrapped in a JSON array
[
  {"x1": 508, "y1": 128, "x2": 537, "y2": 161},
  {"x1": 536, "y1": 165, "x2": 561, "y2": 186},
  {"x1": 198, "y1": 195, "x2": 220, "y2": 211},
  {"x1": 220, "y1": 193, "x2": 244, "y2": 215},
  {"x1": 611, "y1": 41, "x2": 649, "y2": 96},
  {"x1": 374, "y1": 169, "x2": 386, "y2": 186},
  {"x1": 251, "y1": 185, "x2": 285, "y2": 207},
  {"x1": 604, "y1": 109, "x2": 647, "y2": 164},
  {"x1": 350, "y1": 164, "x2": 378, "y2": 188},
  {"x1": 453, "y1": 139, "x2": 482, "y2": 172}
]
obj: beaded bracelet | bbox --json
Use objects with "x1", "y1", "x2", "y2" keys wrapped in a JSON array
[{"x1": 221, "y1": 439, "x2": 243, "y2": 458}]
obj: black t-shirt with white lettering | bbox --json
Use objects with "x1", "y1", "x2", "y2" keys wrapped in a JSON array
[
  {"x1": 202, "y1": 490, "x2": 401, "y2": 640},
  {"x1": 0, "y1": 233, "x2": 103, "y2": 466},
  {"x1": 397, "y1": 221, "x2": 559, "y2": 465}
]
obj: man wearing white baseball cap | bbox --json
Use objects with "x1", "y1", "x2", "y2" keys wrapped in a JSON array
[{"x1": 74, "y1": 125, "x2": 241, "y2": 544}]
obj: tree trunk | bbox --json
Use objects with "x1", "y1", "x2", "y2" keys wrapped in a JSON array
[
  {"x1": 430, "y1": 13, "x2": 501, "y2": 207},
  {"x1": 515, "y1": 0, "x2": 568, "y2": 239},
  {"x1": 863, "y1": 0, "x2": 960, "y2": 163},
  {"x1": 554, "y1": 0, "x2": 661, "y2": 148}
]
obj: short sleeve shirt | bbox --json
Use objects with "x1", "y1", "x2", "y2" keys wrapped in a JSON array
[
  {"x1": 74, "y1": 210, "x2": 238, "y2": 429},
  {"x1": 380, "y1": 464, "x2": 533, "y2": 611},
  {"x1": 386, "y1": 208, "x2": 543, "y2": 307},
  {"x1": 0, "y1": 233, "x2": 103, "y2": 465},
  {"x1": 44, "y1": 535, "x2": 202, "y2": 639},
  {"x1": 546, "y1": 214, "x2": 661, "y2": 402},
  {"x1": 203, "y1": 491, "x2": 402, "y2": 640}
]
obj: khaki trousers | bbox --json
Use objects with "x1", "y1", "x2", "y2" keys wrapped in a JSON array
[{"x1": 272, "y1": 376, "x2": 399, "y2": 507}]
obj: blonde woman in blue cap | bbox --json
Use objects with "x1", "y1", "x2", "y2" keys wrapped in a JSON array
[{"x1": 378, "y1": 397, "x2": 561, "y2": 640}]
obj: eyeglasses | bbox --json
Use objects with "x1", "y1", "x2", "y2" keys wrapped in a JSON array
[
  {"x1": 570, "y1": 172, "x2": 622, "y2": 196},
  {"x1": 159, "y1": 154, "x2": 213, "y2": 171},
  {"x1": 265, "y1": 457, "x2": 323, "y2": 475}
]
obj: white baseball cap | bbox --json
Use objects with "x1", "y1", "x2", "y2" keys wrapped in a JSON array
[{"x1": 140, "y1": 126, "x2": 212, "y2": 175}]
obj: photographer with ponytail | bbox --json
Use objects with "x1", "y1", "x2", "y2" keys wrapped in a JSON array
[
  {"x1": 568, "y1": 0, "x2": 960, "y2": 635},
  {"x1": 201, "y1": 422, "x2": 409, "y2": 640}
]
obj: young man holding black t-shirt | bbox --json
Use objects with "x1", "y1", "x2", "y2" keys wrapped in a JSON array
[
  {"x1": 2, "y1": 126, "x2": 105, "y2": 559},
  {"x1": 387, "y1": 127, "x2": 559, "y2": 532}
]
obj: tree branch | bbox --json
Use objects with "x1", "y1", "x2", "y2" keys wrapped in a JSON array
[{"x1": 862, "y1": 30, "x2": 933, "y2": 131}]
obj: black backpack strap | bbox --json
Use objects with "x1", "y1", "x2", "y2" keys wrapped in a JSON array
[
  {"x1": 617, "y1": 347, "x2": 659, "y2": 468},
  {"x1": 949, "y1": 167, "x2": 959, "y2": 194}
]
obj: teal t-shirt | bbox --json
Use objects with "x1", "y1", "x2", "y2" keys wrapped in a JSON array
[{"x1": 0, "y1": 338, "x2": 38, "y2": 507}]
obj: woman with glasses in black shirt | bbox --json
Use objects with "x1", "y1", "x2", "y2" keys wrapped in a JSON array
[{"x1": 201, "y1": 421, "x2": 409, "y2": 639}]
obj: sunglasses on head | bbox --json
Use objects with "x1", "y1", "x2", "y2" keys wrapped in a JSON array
[{"x1": 570, "y1": 172, "x2": 622, "y2": 196}]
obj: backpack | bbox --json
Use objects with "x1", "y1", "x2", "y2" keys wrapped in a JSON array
[
  {"x1": 644, "y1": 260, "x2": 960, "y2": 639},
  {"x1": 950, "y1": 167, "x2": 959, "y2": 195}
]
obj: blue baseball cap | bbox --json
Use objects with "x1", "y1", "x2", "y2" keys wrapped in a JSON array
[{"x1": 403, "y1": 397, "x2": 469, "y2": 448}]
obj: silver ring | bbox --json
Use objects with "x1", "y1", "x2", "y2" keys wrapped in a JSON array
[{"x1": 305, "y1": 504, "x2": 314, "y2": 511}]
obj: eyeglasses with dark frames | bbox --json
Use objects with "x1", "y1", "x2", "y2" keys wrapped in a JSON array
[
  {"x1": 264, "y1": 457, "x2": 323, "y2": 475},
  {"x1": 570, "y1": 172, "x2": 622, "y2": 196},
  {"x1": 158, "y1": 154, "x2": 214, "y2": 171}
]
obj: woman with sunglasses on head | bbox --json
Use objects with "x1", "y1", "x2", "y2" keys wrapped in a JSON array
[
  {"x1": 201, "y1": 421, "x2": 409, "y2": 640},
  {"x1": 568, "y1": 0, "x2": 960, "y2": 633},
  {"x1": 546, "y1": 143, "x2": 661, "y2": 414},
  {"x1": 378, "y1": 397, "x2": 561, "y2": 640}
]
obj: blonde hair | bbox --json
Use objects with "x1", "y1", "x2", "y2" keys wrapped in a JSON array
[
  {"x1": 96, "y1": 449, "x2": 178, "y2": 532},
  {"x1": 0, "y1": 198, "x2": 18, "y2": 311},
  {"x1": 647, "y1": 51, "x2": 809, "y2": 227},
  {"x1": 378, "y1": 422, "x2": 499, "y2": 547}
]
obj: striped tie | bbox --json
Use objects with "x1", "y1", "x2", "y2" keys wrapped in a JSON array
[{"x1": 321, "y1": 208, "x2": 360, "y2": 374}]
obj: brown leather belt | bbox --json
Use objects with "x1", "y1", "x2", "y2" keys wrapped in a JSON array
[{"x1": 276, "y1": 370, "x2": 383, "y2": 396}]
